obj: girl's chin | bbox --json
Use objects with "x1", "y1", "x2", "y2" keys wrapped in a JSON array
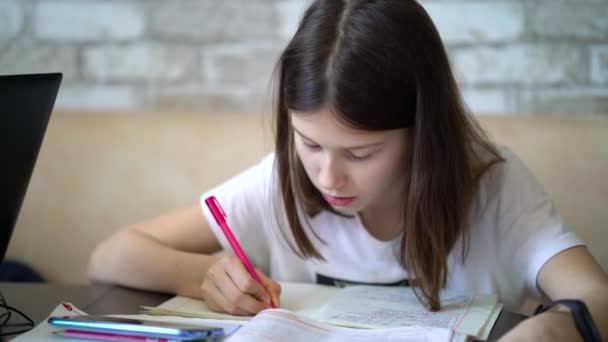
[{"x1": 331, "y1": 204, "x2": 361, "y2": 216}]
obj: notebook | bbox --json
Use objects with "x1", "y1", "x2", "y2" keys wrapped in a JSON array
[{"x1": 142, "y1": 282, "x2": 502, "y2": 340}]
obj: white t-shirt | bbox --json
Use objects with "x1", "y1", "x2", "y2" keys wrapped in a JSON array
[{"x1": 200, "y1": 147, "x2": 583, "y2": 310}]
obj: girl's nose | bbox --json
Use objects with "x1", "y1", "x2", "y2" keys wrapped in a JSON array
[{"x1": 317, "y1": 156, "x2": 346, "y2": 191}]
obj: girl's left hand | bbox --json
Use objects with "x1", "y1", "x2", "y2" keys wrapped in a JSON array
[{"x1": 498, "y1": 311, "x2": 582, "y2": 342}]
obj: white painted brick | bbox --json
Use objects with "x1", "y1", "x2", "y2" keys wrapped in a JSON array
[
  {"x1": 148, "y1": 83, "x2": 254, "y2": 112},
  {"x1": 516, "y1": 88, "x2": 608, "y2": 114},
  {"x1": 150, "y1": 0, "x2": 281, "y2": 42},
  {"x1": 0, "y1": 42, "x2": 78, "y2": 79},
  {"x1": 591, "y1": 46, "x2": 608, "y2": 85},
  {"x1": 424, "y1": 2, "x2": 523, "y2": 44},
  {"x1": 84, "y1": 43, "x2": 198, "y2": 81},
  {"x1": 452, "y1": 45, "x2": 586, "y2": 85},
  {"x1": 460, "y1": 88, "x2": 507, "y2": 114},
  {"x1": 528, "y1": 1, "x2": 608, "y2": 40},
  {"x1": 35, "y1": 1, "x2": 144, "y2": 41},
  {"x1": 201, "y1": 43, "x2": 283, "y2": 89},
  {"x1": 55, "y1": 84, "x2": 139, "y2": 111},
  {"x1": 0, "y1": 0, "x2": 22, "y2": 36},
  {"x1": 276, "y1": 0, "x2": 311, "y2": 40}
]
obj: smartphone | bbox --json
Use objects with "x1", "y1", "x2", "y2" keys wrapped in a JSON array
[{"x1": 48, "y1": 315, "x2": 224, "y2": 340}]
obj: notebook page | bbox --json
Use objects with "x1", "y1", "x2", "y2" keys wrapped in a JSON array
[
  {"x1": 143, "y1": 282, "x2": 340, "y2": 320},
  {"x1": 309, "y1": 286, "x2": 497, "y2": 338},
  {"x1": 143, "y1": 295, "x2": 251, "y2": 320},
  {"x1": 229, "y1": 309, "x2": 472, "y2": 342}
]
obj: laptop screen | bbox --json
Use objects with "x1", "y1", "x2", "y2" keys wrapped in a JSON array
[{"x1": 0, "y1": 73, "x2": 62, "y2": 263}]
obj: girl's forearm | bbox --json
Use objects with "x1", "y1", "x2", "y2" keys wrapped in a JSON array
[{"x1": 88, "y1": 229, "x2": 219, "y2": 298}]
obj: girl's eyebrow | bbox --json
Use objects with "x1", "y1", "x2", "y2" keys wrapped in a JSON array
[{"x1": 292, "y1": 127, "x2": 384, "y2": 150}]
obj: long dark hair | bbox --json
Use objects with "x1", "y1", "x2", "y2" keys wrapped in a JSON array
[{"x1": 272, "y1": 0, "x2": 503, "y2": 311}]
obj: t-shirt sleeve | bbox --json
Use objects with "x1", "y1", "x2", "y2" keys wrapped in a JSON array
[
  {"x1": 199, "y1": 154, "x2": 276, "y2": 274},
  {"x1": 493, "y1": 148, "x2": 585, "y2": 298}
]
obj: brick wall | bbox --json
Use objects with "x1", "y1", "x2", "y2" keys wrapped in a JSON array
[{"x1": 1, "y1": 0, "x2": 607, "y2": 115}]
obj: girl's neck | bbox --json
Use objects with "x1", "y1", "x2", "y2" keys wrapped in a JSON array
[{"x1": 359, "y1": 192, "x2": 406, "y2": 242}]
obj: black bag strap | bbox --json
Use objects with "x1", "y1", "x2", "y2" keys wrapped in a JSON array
[{"x1": 534, "y1": 299, "x2": 602, "y2": 342}]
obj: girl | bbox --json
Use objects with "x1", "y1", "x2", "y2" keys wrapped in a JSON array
[{"x1": 89, "y1": 0, "x2": 607, "y2": 340}]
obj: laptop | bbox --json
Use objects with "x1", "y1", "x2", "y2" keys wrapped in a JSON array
[{"x1": 0, "y1": 73, "x2": 62, "y2": 264}]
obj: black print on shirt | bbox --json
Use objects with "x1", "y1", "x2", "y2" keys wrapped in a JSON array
[{"x1": 316, "y1": 273, "x2": 409, "y2": 288}]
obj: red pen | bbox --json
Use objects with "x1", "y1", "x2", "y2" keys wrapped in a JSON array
[
  {"x1": 204, "y1": 196, "x2": 277, "y2": 308},
  {"x1": 53, "y1": 329, "x2": 178, "y2": 341}
]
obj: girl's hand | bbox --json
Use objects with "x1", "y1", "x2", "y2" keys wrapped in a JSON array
[
  {"x1": 200, "y1": 255, "x2": 281, "y2": 315},
  {"x1": 498, "y1": 311, "x2": 582, "y2": 342}
]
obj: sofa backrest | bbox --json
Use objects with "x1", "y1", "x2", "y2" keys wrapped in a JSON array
[{"x1": 7, "y1": 113, "x2": 607, "y2": 283}]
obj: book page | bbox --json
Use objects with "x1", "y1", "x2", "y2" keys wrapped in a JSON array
[
  {"x1": 477, "y1": 303, "x2": 504, "y2": 340},
  {"x1": 229, "y1": 309, "x2": 473, "y2": 342},
  {"x1": 143, "y1": 295, "x2": 251, "y2": 321},
  {"x1": 309, "y1": 285, "x2": 497, "y2": 338},
  {"x1": 142, "y1": 282, "x2": 340, "y2": 320}
]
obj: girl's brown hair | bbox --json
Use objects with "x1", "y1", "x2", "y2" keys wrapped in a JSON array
[{"x1": 272, "y1": 0, "x2": 503, "y2": 311}]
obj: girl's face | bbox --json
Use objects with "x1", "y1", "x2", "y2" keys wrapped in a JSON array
[{"x1": 291, "y1": 107, "x2": 410, "y2": 217}]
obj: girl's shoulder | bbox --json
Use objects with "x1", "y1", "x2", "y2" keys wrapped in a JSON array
[
  {"x1": 477, "y1": 145, "x2": 540, "y2": 195},
  {"x1": 256, "y1": 152, "x2": 276, "y2": 172},
  {"x1": 238, "y1": 152, "x2": 277, "y2": 183},
  {"x1": 470, "y1": 145, "x2": 554, "y2": 227}
]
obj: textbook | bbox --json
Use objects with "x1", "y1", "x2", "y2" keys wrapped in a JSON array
[{"x1": 141, "y1": 282, "x2": 502, "y2": 340}]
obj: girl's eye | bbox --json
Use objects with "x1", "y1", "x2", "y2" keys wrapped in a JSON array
[
  {"x1": 348, "y1": 152, "x2": 371, "y2": 161},
  {"x1": 304, "y1": 142, "x2": 321, "y2": 150}
]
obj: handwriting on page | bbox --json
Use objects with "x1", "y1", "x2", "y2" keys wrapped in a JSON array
[
  {"x1": 228, "y1": 309, "x2": 469, "y2": 342},
  {"x1": 323, "y1": 308, "x2": 457, "y2": 327},
  {"x1": 312, "y1": 286, "x2": 474, "y2": 329}
]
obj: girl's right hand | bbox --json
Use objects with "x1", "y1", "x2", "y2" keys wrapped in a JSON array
[{"x1": 201, "y1": 255, "x2": 281, "y2": 315}]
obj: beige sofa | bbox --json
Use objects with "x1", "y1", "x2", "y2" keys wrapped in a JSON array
[{"x1": 7, "y1": 113, "x2": 608, "y2": 283}]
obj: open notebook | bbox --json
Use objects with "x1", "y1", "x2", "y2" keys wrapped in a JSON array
[
  {"x1": 142, "y1": 282, "x2": 502, "y2": 340},
  {"x1": 13, "y1": 301, "x2": 474, "y2": 342}
]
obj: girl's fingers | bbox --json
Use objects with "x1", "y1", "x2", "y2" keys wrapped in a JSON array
[
  {"x1": 203, "y1": 255, "x2": 275, "y2": 314},
  {"x1": 201, "y1": 280, "x2": 249, "y2": 315},
  {"x1": 258, "y1": 271, "x2": 282, "y2": 307},
  {"x1": 203, "y1": 294, "x2": 221, "y2": 313},
  {"x1": 218, "y1": 260, "x2": 270, "y2": 314},
  {"x1": 224, "y1": 258, "x2": 273, "y2": 307}
]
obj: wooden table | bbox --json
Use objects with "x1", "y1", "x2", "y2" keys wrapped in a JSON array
[{"x1": 0, "y1": 282, "x2": 526, "y2": 341}]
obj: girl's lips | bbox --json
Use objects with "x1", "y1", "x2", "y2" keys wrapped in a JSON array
[{"x1": 322, "y1": 194, "x2": 356, "y2": 206}]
